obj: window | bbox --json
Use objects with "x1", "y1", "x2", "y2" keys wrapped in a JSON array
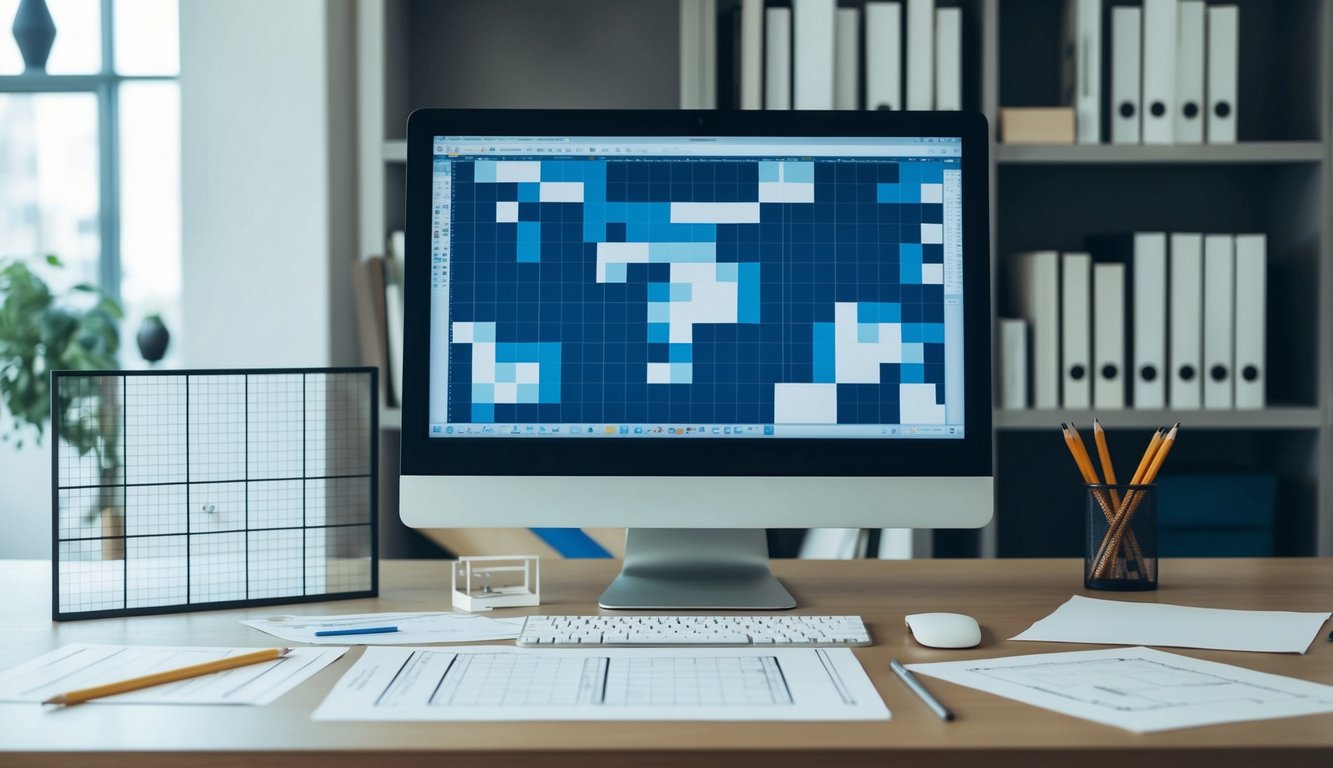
[{"x1": 0, "y1": 0, "x2": 180, "y2": 364}]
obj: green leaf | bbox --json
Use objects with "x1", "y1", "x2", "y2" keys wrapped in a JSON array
[{"x1": 44, "y1": 254, "x2": 62, "y2": 267}]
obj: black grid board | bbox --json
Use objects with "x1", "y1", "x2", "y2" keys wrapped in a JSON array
[{"x1": 51, "y1": 367, "x2": 378, "y2": 620}]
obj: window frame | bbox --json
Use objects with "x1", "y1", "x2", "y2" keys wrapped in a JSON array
[{"x1": 0, "y1": 0, "x2": 179, "y2": 303}]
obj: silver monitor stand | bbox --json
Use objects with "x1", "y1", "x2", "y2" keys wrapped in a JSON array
[{"x1": 597, "y1": 528, "x2": 796, "y2": 610}]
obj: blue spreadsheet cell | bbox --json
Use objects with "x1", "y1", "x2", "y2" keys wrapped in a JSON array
[{"x1": 446, "y1": 156, "x2": 956, "y2": 426}]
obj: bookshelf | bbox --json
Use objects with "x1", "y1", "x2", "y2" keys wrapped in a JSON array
[{"x1": 355, "y1": 0, "x2": 1332, "y2": 559}]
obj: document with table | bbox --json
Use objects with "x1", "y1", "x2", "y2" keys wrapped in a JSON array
[{"x1": 312, "y1": 645, "x2": 888, "y2": 721}]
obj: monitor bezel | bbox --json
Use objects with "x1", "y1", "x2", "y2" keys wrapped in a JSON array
[{"x1": 401, "y1": 109, "x2": 991, "y2": 478}]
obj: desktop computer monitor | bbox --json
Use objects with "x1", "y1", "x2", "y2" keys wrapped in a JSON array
[{"x1": 400, "y1": 109, "x2": 992, "y2": 609}]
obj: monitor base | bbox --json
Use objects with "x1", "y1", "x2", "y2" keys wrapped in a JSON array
[{"x1": 598, "y1": 528, "x2": 796, "y2": 610}]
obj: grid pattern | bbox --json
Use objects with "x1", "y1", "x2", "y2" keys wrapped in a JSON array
[
  {"x1": 52, "y1": 369, "x2": 377, "y2": 620},
  {"x1": 446, "y1": 156, "x2": 954, "y2": 427}
]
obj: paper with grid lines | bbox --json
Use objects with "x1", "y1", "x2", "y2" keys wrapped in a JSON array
[
  {"x1": 312, "y1": 645, "x2": 888, "y2": 721},
  {"x1": 52, "y1": 369, "x2": 376, "y2": 620}
]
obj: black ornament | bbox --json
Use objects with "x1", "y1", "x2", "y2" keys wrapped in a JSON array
[{"x1": 136, "y1": 315, "x2": 171, "y2": 364}]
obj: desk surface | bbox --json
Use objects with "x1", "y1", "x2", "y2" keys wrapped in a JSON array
[{"x1": 2, "y1": 557, "x2": 1332, "y2": 767}]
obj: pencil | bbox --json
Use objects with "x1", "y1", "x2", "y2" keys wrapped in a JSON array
[
  {"x1": 1068, "y1": 422, "x2": 1144, "y2": 579},
  {"x1": 42, "y1": 647, "x2": 290, "y2": 706},
  {"x1": 1093, "y1": 423, "x2": 1179, "y2": 578},
  {"x1": 1092, "y1": 419, "x2": 1121, "y2": 509}
]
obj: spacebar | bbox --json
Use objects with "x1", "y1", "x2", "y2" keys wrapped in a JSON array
[{"x1": 617, "y1": 634, "x2": 751, "y2": 645}]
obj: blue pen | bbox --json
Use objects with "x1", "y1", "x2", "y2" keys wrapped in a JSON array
[{"x1": 313, "y1": 625, "x2": 399, "y2": 637}]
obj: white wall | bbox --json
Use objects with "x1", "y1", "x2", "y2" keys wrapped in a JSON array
[
  {"x1": 179, "y1": 0, "x2": 356, "y2": 368},
  {"x1": 0, "y1": 0, "x2": 357, "y2": 559}
]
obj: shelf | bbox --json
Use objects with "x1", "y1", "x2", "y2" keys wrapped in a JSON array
[
  {"x1": 993, "y1": 407, "x2": 1324, "y2": 431},
  {"x1": 994, "y1": 142, "x2": 1326, "y2": 165},
  {"x1": 384, "y1": 140, "x2": 406, "y2": 163},
  {"x1": 380, "y1": 407, "x2": 401, "y2": 430}
]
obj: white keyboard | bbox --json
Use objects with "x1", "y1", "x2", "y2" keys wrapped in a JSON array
[{"x1": 517, "y1": 615, "x2": 871, "y2": 647}]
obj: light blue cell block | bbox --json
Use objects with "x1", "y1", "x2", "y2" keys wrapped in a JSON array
[
  {"x1": 648, "y1": 283, "x2": 670, "y2": 302},
  {"x1": 495, "y1": 362, "x2": 516, "y2": 383},
  {"x1": 627, "y1": 220, "x2": 652, "y2": 241},
  {"x1": 517, "y1": 384, "x2": 540, "y2": 403},
  {"x1": 900, "y1": 243, "x2": 923, "y2": 284},
  {"x1": 899, "y1": 162, "x2": 921, "y2": 186},
  {"x1": 650, "y1": 243, "x2": 716, "y2": 263},
  {"x1": 784, "y1": 161, "x2": 814, "y2": 183},
  {"x1": 670, "y1": 363, "x2": 693, "y2": 384},
  {"x1": 539, "y1": 342, "x2": 561, "y2": 368},
  {"x1": 919, "y1": 163, "x2": 945, "y2": 184},
  {"x1": 876, "y1": 183, "x2": 901, "y2": 204},
  {"x1": 518, "y1": 182, "x2": 539, "y2": 202},
  {"x1": 647, "y1": 302, "x2": 670, "y2": 323},
  {"x1": 669, "y1": 344, "x2": 692, "y2": 363},
  {"x1": 605, "y1": 201, "x2": 627, "y2": 222},
  {"x1": 857, "y1": 303, "x2": 877, "y2": 323},
  {"x1": 759, "y1": 161, "x2": 780, "y2": 182},
  {"x1": 474, "y1": 160, "x2": 497, "y2": 183},
  {"x1": 518, "y1": 342, "x2": 539, "y2": 360},
  {"x1": 495, "y1": 343, "x2": 517, "y2": 363},
  {"x1": 648, "y1": 322, "x2": 669, "y2": 343},
  {"x1": 716, "y1": 261, "x2": 739, "y2": 282},
  {"x1": 518, "y1": 221, "x2": 541, "y2": 263},
  {"x1": 923, "y1": 323, "x2": 945, "y2": 344},
  {"x1": 472, "y1": 403, "x2": 494, "y2": 422},
  {"x1": 472, "y1": 383, "x2": 495, "y2": 404},
  {"x1": 540, "y1": 378, "x2": 560, "y2": 404},
  {"x1": 669, "y1": 283, "x2": 692, "y2": 301},
  {"x1": 604, "y1": 261, "x2": 628, "y2": 283},
  {"x1": 474, "y1": 322, "x2": 496, "y2": 342},
  {"x1": 902, "y1": 343, "x2": 924, "y2": 365},
  {"x1": 902, "y1": 363, "x2": 925, "y2": 383},
  {"x1": 858, "y1": 323, "x2": 880, "y2": 343},
  {"x1": 813, "y1": 322, "x2": 835, "y2": 384},
  {"x1": 901, "y1": 324, "x2": 923, "y2": 343},
  {"x1": 583, "y1": 201, "x2": 606, "y2": 242},
  {"x1": 882, "y1": 303, "x2": 902, "y2": 323},
  {"x1": 739, "y1": 262, "x2": 761, "y2": 323}
]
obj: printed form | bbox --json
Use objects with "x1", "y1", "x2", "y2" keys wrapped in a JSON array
[{"x1": 313, "y1": 645, "x2": 888, "y2": 721}]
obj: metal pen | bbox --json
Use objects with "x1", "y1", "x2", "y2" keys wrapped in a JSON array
[{"x1": 889, "y1": 659, "x2": 955, "y2": 721}]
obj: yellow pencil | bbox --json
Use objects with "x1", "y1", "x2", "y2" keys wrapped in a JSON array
[
  {"x1": 1094, "y1": 423, "x2": 1180, "y2": 578},
  {"x1": 42, "y1": 647, "x2": 290, "y2": 706},
  {"x1": 1092, "y1": 419, "x2": 1121, "y2": 509}
]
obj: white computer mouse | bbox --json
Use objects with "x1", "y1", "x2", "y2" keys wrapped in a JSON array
[{"x1": 904, "y1": 612, "x2": 981, "y2": 649}]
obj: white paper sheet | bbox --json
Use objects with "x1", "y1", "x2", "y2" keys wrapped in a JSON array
[
  {"x1": 910, "y1": 646, "x2": 1333, "y2": 733},
  {"x1": 0, "y1": 643, "x2": 346, "y2": 705},
  {"x1": 312, "y1": 645, "x2": 888, "y2": 721},
  {"x1": 242, "y1": 611, "x2": 520, "y2": 645},
  {"x1": 1012, "y1": 595, "x2": 1331, "y2": 653}
]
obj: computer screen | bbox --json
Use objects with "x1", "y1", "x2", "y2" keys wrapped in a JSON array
[{"x1": 400, "y1": 110, "x2": 991, "y2": 609}]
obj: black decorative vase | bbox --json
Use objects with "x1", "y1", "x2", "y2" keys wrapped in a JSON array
[
  {"x1": 11, "y1": 0, "x2": 56, "y2": 73},
  {"x1": 136, "y1": 315, "x2": 170, "y2": 364}
]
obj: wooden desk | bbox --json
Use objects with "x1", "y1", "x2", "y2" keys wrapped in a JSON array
[{"x1": 2, "y1": 558, "x2": 1331, "y2": 767}]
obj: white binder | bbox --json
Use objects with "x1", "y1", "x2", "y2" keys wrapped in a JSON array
[
  {"x1": 1203, "y1": 234, "x2": 1235, "y2": 409},
  {"x1": 1111, "y1": 6, "x2": 1142, "y2": 144},
  {"x1": 1061, "y1": 252, "x2": 1092, "y2": 410},
  {"x1": 1061, "y1": 0, "x2": 1101, "y2": 144},
  {"x1": 1233, "y1": 234, "x2": 1267, "y2": 409},
  {"x1": 999, "y1": 317, "x2": 1029, "y2": 410},
  {"x1": 765, "y1": 8, "x2": 792, "y2": 110},
  {"x1": 1206, "y1": 5, "x2": 1239, "y2": 144},
  {"x1": 794, "y1": 0, "x2": 836, "y2": 110},
  {"x1": 1174, "y1": 1, "x2": 1206, "y2": 143},
  {"x1": 1009, "y1": 251, "x2": 1060, "y2": 410},
  {"x1": 1093, "y1": 262, "x2": 1126, "y2": 410},
  {"x1": 1132, "y1": 233, "x2": 1168, "y2": 409},
  {"x1": 934, "y1": 7, "x2": 962, "y2": 111},
  {"x1": 865, "y1": 2, "x2": 902, "y2": 110},
  {"x1": 835, "y1": 7, "x2": 860, "y2": 110},
  {"x1": 906, "y1": 0, "x2": 933, "y2": 110},
  {"x1": 1141, "y1": 0, "x2": 1178, "y2": 144},
  {"x1": 739, "y1": 0, "x2": 764, "y2": 110},
  {"x1": 1169, "y1": 233, "x2": 1204, "y2": 410}
]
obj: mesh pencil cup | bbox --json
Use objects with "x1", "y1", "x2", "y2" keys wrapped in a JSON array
[{"x1": 1084, "y1": 483, "x2": 1157, "y2": 591}]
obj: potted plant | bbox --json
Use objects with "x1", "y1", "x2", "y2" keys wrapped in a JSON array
[{"x1": 0, "y1": 255, "x2": 122, "y2": 554}]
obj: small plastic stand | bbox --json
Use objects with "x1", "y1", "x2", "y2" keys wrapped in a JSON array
[{"x1": 451, "y1": 555, "x2": 540, "y2": 612}]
